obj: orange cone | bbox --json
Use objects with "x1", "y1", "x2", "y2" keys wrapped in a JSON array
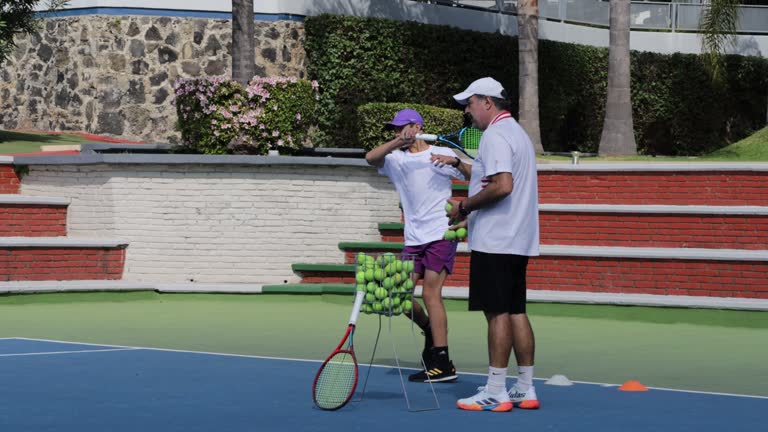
[{"x1": 619, "y1": 380, "x2": 648, "y2": 392}]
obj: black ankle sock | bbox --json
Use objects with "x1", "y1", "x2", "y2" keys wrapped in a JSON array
[
  {"x1": 431, "y1": 346, "x2": 449, "y2": 362},
  {"x1": 423, "y1": 325, "x2": 433, "y2": 349}
]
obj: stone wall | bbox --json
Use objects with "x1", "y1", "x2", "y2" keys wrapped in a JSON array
[{"x1": 0, "y1": 15, "x2": 307, "y2": 144}]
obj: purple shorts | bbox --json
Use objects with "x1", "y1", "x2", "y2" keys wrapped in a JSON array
[{"x1": 402, "y1": 240, "x2": 457, "y2": 276}]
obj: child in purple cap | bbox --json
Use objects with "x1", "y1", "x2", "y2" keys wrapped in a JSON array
[{"x1": 365, "y1": 108, "x2": 466, "y2": 383}]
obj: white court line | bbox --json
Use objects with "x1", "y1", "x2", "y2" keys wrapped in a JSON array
[
  {"x1": 9, "y1": 337, "x2": 768, "y2": 400},
  {"x1": 0, "y1": 348, "x2": 138, "y2": 358}
]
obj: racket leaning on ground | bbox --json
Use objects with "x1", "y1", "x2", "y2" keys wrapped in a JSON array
[
  {"x1": 312, "y1": 290, "x2": 366, "y2": 410},
  {"x1": 415, "y1": 127, "x2": 483, "y2": 159}
]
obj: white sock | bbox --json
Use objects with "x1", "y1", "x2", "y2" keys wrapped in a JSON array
[
  {"x1": 486, "y1": 366, "x2": 507, "y2": 395},
  {"x1": 516, "y1": 366, "x2": 534, "y2": 391}
]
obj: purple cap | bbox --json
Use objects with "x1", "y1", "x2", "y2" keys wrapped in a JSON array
[{"x1": 385, "y1": 109, "x2": 424, "y2": 129}]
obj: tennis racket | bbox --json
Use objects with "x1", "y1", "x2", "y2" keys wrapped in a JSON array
[
  {"x1": 312, "y1": 290, "x2": 366, "y2": 410},
  {"x1": 415, "y1": 127, "x2": 483, "y2": 159}
]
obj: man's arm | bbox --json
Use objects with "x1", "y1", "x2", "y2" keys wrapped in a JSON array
[{"x1": 447, "y1": 172, "x2": 513, "y2": 223}]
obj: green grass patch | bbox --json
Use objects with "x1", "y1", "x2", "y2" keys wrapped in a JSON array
[
  {"x1": 537, "y1": 126, "x2": 768, "y2": 162},
  {"x1": 0, "y1": 130, "x2": 86, "y2": 154},
  {"x1": 701, "y1": 126, "x2": 768, "y2": 161}
]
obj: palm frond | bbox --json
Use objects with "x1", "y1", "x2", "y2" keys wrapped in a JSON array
[{"x1": 699, "y1": 0, "x2": 740, "y2": 81}]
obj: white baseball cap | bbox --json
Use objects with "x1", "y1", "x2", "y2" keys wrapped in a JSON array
[{"x1": 452, "y1": 77, "x2": 506, "y2": 105}]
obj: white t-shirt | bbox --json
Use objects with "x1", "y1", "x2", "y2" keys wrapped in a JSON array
[
  {"x1": 467, "y1": 117, "x2": 540, "y2": 256},
  {"x1": 379, "y1": 145, "x2": 464, "y2": 246}
]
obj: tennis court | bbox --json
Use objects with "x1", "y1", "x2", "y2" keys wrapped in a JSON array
[{"x1": 1, "y1": 292, "x2": 766, "y2": 431}]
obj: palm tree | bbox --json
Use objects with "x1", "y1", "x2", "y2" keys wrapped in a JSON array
[
  {"x1": 517, "y1": 0, "x2": 544, "y2": 154},
  {"x1": 232, "y1": 0, "x2": 255, "y2": 86},
  {"x1": 698, "y1": 1, "x2": 766, "y2": 125},
  {"x1": 598, "y1": 0, "x2": 637, "y2": 156},
  {"x1": 699, "y1": 0, "x2": 739, "y2": 83}
]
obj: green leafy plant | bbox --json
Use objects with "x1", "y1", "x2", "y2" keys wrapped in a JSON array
[
  {"x1": 356, "y1": 103, "x2": 464, "y2": 151},
  {"x1": 305, "y1": 14, "x2": 767, "y2": 156},
  {"x1": 174, "y1": 76, "x2": 319, "y2": 155}
]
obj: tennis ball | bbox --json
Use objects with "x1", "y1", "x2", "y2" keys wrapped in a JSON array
[
  {"x1": 364, "y1": 256, "x2": 375, "y2": 268},
  {"x1": 404, "y1": 279, "x2": 414, "y2": 291},
  {"x1": 392, "y1": 296, "x2": 401, "y2": 307},
  {"x1": 372, "y1": 302, "x2": 383, "y2": 313},
  {"x1": 395, "y1": 260, "x2": 403, "y2": 272},
  {"x1": 356, "y1": 283, "x2": 366, "y2": 292},
  {"x1": 383, "y1": 252, "x2": 396, "y2": 263},
  {"x1": 445, "y1": 202, "x2": 453, "y2": 212},
  {"x1": 391, "y1": 306, "x2": 402, "y2": 315},
  {"x1": 364, "y1": 269, "x2": 374, "y2": 282},
  {"x1": 382, "y1": 277, "x2": 394, "y2": 290},
  {"x1": 402, "y1": 299, "x2": 412, "y2": 312},
  {"x1": 356, "y1": 271, "x2": 366, "y2": 284},
  {"x1": 404, "y1": 260, "x2": 414, "y2": 272},
  {"x1": 381, "y1": 297, "x2": 392, "y2": 309},
  {"x1": 375, "y1": 256, "x2": 386, "y2": 267},
  {"x1": 366, "y1": 281, "x2": 377, "y2": 293},
  {"x1": 392, "y1": 273, "x2": 402, "y2": 285},
  {"x1": 444, "y1": 230, "x2": 457, "y2": 241},
  {"x1": 456, "y1": 227, "x2": 467, "y2": 240},
  {"x1": 374, "y1": 268, "x2": 384, "y2": 281},
  {"x1": 374, "y1": 287, "x2": 388, "y2": 300},
  {"x1": 357, "y1": 252, "x2": 367, "y2": 265},
  {"x1": 365, "y1": 292, "x2": 376, "y2": 303},
  {"x1": 384, "y1": 263, "x2": 393, "y2": 275}
]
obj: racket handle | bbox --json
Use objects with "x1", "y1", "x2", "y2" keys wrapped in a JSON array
[
  {"x1": 415, "y1": 133, "x2": 437, "y2": 142},
  {"x1": 348, "y1": 290, "x2": 365, "y2": 326}
]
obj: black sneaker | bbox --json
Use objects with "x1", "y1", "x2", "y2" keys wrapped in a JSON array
[{"x1": 407, "y1": 360, "x2": 458, "y2": 383}]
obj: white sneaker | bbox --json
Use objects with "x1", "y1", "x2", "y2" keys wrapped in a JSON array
[
  {"x1": 457, "y1": 387, "x2": 512, "y2": 412},
  {"x1": 508, "y1": 384, "x2": 540, "y2": 409}
]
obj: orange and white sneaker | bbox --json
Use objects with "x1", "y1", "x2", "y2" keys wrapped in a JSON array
[
  {"x1": 457, "y1": 388, "x2": 513, "y2": 412},
  {"x1": 508, "y1": 384, "x2": 540, "y2": 410}
]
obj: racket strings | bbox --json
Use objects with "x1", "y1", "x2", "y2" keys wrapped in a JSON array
[
  {"x1": 459, "y1": 128, "x2": 483, "y2": 150},
  {"x1": 314, "y1": 352, "x2": 357, "y2": 409}
]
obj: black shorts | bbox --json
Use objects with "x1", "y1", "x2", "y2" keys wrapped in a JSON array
[{"x1": 468, "y1": 251, "x2": 529, "y2": 314}]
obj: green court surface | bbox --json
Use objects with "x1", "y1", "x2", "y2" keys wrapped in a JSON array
[{"x1": 1, "y1": 292, "x2": 766, "y2": 397}]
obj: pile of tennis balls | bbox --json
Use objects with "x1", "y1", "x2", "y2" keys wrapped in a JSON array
[
  {"x1": 355, "y1": 252, "x2": 415, "y2": 316},
  {"x1": 443, "y1": 202, "x2": 467, "y2": 242}
]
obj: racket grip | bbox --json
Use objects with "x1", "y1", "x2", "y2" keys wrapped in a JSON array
[
  {"x1": 415, "y1": 133, "x2": 438, "y2": 141},
  {"x1": 348, "y1": 290, "x2": 366, "y2": 325}
]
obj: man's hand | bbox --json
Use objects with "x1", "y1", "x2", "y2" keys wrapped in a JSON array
[
  {"x1": 445, "y1": 199, "x2": 466, "y2": 225},
  {"x1": 431, "y1": 153, "x2": 459, "y2": 168}
]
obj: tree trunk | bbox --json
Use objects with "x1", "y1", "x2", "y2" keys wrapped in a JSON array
[
  {"x1": 517, "y1": 0, "x2": 544, "y2": 154},
  {"x1": 232, "y1": 0, "x2": 256, "y2": 86},
  {"x1": 599, "y1": 0, "x2": 637, "y2": 156}
]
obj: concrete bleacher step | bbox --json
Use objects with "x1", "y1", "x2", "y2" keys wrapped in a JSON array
[
  {"x1": 378, "y1": 204, "x2": 768, "y2": 249},
  {"x1": 259, "y1": 283, "x2": 356, "y2": 295},
  {"x1": 290, "y1": 241, "x2": 768, "y2": 298},
  {"x1": 0, "y1": 237, "x2": 128, "y2": 281},
  {"x1": 290, "y1": 263, "x2": 356, "y2": 284},
  {"x1": 0, "y1": 195, "x2": 70, "y2": 237}
]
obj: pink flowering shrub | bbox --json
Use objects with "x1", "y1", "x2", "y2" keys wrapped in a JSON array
[{"x1": 174, "y1": 76, "x2": 319, "y2": 155}]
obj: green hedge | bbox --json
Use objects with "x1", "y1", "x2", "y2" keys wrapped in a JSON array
[
  {"x1": 305, "y1": 14, "x2": 768, "y2": 155},
  {"x1": 356, "y1": 102, "x2": 464, "y2": 151}
]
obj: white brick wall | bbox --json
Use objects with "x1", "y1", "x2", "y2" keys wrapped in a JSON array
[{"x1": 20, "y1": 163, "x2": 401, "y2": 284}]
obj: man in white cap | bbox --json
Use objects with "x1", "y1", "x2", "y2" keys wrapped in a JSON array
[
  {"x1": 366, "y1": 108, "x2": 465, "y2": 383},
  {"x1": 437, "y1": 77, "x2": 541, "y2": 412}
]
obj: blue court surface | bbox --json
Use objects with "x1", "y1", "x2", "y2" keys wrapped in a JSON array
[{"x1": 1, "y1": 338, "x2": 765, "y2": 432}]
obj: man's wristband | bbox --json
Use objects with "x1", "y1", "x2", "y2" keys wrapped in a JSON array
[
  {"x1": 451, "y1": 157, "x2": 461, "y2": 168},
  {"x1": 458, "y1": 201, "x2": 471, "y2": 217}
]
